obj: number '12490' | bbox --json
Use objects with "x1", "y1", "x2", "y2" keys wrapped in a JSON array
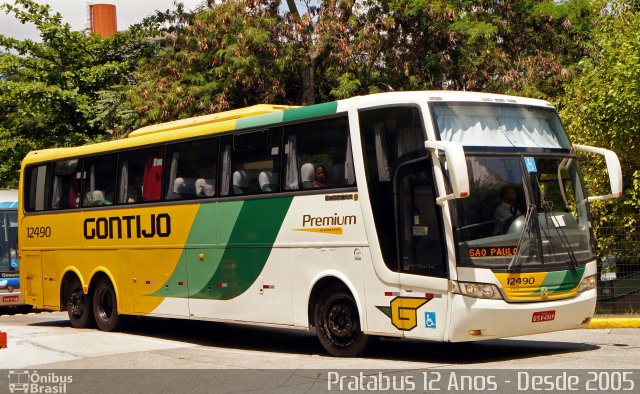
[
  {"x1": 507, "y1": 276, "x2": 535, "y2": 286},
  {"x1": 26, "y1": 226, "x2": 52, "y2": 238}
]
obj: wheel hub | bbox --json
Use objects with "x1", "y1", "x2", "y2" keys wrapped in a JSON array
[
  {"x1": 328, "y1": 303, "x2": 353, "y2": 337},
  {"x1": 70, "y1": 290, "x2": 83, "y2": 316}
]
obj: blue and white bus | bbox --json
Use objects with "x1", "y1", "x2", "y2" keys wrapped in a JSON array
[{"x1": 0, "y1": 189, "x2": 26, "y2": 311}]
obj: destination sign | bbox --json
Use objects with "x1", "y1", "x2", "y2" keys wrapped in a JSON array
[{"x1": 468, "y1": 246, "x2": 518, "y2": 258}]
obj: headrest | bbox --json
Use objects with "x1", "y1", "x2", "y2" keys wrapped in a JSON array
[
  {"x1": 195, "y1": 178, "x2": 215, "y2": 196},
  {"x1": 300, "y1": 163, "x2": 314, "y2": 182},
  {"x1": 259, "y1": 171, "x2": 274, "y2": 188},
  {"x1": 174, "y1": 177, "x2": 187, "y2": 193},
  {"x1": 233, "y1": 170, "x2": 248, "y2": 187},
  {"x1": 91, "y1": 190, "x2": 110, "y2": 205}
]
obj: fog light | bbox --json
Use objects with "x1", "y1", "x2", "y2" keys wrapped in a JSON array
[{"x1": 469, "y1": 330, "x2": 482, "y2": 336}]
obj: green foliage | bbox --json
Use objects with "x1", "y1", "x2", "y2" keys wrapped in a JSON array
[
  {"x1": 445, "y1": 0, "x2": 601, "y2": 98},
  {"x1": 321, "y1": 0, "x2": 602, "y2": 101},
  {"x1": 560, "y1": 1, "x2": 640, "y2": 255},
  {"x1": 0, "y1": 0, "x2": 157, "y2": 187},
  {"x1": 128, "y1": 0, "x2": 298, "y2": 126}
]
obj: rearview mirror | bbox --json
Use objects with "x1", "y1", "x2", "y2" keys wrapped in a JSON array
[
  {"x1": 573, "y1": 144, "x2": 623, "y2": 201},
  {"x1": 424, "y1": 140, "x2": 470, "y2": 204}
]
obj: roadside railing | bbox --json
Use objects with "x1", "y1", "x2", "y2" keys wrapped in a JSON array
[{"x1": 594, "y1": 226, "x2": 640, "y2": 314}]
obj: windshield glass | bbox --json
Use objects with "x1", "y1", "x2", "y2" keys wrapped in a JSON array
[
  {"x1": 432, "y1": 103, "x2": 571, "y2": 149},
  {"x1": 454, "y1": 156, "x2": 594, "y2": 269},
  {"x1": 0, "y1": 211, "x2": 18, "y2": 273}
]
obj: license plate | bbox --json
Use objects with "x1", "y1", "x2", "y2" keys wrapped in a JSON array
[
  {"x1": 2, "y1": 295, "x2": 19, "y2": 303},
  {"x1": 532, "y1": 310, "x2": 556, "y2": 322}
]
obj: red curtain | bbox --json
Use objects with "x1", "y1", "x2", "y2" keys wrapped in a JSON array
[{"x1": 142, "y1": 156, "x2": 163, "y2": 201}]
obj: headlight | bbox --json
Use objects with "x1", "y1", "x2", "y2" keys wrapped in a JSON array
[
  {"x1": 578, "y1": 274, "x2": 597, "y2": 292},
  {"x1": 450, "y1": 280, "x2": 503, "y2": 300}
]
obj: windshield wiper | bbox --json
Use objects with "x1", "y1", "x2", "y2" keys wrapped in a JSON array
[
  {"x1": 507, "y1": 203, "x2": 537, "y2": 272},
  {"x1": 535, "y1": 177, "x2": 579, "y2": 269},
  {"x1": 539, "y1": 203, "x2": 579, "y2": 269}
]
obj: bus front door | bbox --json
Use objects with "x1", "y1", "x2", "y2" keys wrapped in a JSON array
[{"x1": 395, "y1": 158, "x2": 449, "y2": 340}]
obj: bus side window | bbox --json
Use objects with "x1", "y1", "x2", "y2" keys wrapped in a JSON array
[
  {"x1": 50, "y1": 159, "x2": 81, "y2": 210},
  {"x1": 117, "y1": 148, "x2": 164, "y2": 204},
  {"x1": 165, "y1": 138, "x2": 220, "y2": 201},
  {"x1": 283, "y1": 115, "x2": 354, "y2": 191},
  {"x1": 81, "y1": 154, "x2": 117, "y2": 207},
  {"x1": 222, "y1": 128, "x2": 282, "y2": 196}
]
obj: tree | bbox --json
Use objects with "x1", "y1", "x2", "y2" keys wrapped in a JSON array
[
  {"x1": 0, "y1": 0, "x2": 156, "y2": 187},
  {"x1": 560, "y1": 1, "x2": 640, "y2": 248},
  {"x1": 129, "y1": 0, "x2": 601, "y2": 124},
  {"x1": 436, "y1": 0, "x2": 600, "y2": 99},
  {"x1": 320, "y1": 0, "x2": 456, "y2": 100},
  {"x1": 128, "y1": 0, "x2": 300, "y2": 125},
  {"x1": 284, "y1": 0, "x2": 367, "y2": 104},
  {"x1": 320, "y1": 0, "x2": 601, "y2": 101}
]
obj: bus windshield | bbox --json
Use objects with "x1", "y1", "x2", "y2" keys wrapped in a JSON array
[
  {"x1": 432, "y1": 102, "x2": 571, "y2": 149},
  {"x1": 452, "y1": 155, "x2": 594, "y2": 270},
  {"x1": 0, "y1": 210, "x2": 18, "y2": 273}
]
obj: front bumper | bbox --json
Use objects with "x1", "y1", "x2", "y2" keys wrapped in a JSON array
[{"x1": 448, "y1": 288, "x2": 596, "y2": 342}]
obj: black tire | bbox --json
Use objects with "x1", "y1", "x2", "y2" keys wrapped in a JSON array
[
  {"x1": 65, "y1": 277, "x2": 95, "y2": 328},
  {"x1": 17, "y1": 305, "x2": 33, "y2": 314},
  {"x1": 92, "y1": 278, "x2": 129, "y2": 332},
  {"x1": 314, "y1": 284, "x2": 373, "y2": 357}
]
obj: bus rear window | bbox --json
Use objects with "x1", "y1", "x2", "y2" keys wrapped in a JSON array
[{"x1": 25, "y1": 164, "x2": 49, "y2": 212}]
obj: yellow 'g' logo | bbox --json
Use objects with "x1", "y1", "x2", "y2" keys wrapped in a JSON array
[{"x1": 377, "y1": 297, "x2": 430, "y2": 331}]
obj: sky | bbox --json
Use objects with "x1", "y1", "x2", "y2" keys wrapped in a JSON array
[{"x1": 0, "y1": 1, "x2": 205, "y2": 40}]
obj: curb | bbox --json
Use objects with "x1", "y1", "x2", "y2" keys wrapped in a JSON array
[{"x1": 587, "y1": 318, "x2": 640, "y2": 329}]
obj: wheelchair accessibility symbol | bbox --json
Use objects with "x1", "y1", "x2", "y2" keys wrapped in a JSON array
[{"x1": 425, "y1": 312, "x2": 436, "y2": 329}]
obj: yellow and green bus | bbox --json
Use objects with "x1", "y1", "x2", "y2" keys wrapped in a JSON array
[{"x1": 19, "y1": 92, "x2": 622, "y2": 356}]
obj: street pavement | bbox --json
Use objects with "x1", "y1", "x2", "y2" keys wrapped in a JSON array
[{"x1": 0, "y1": 311, "x2": 639, "y2": 370}]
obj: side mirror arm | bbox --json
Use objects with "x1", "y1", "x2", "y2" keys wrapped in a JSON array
[{"x1": 424, "y1": 141, "x2": 470, "y2": 205}]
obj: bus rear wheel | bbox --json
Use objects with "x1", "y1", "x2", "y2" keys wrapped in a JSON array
[
  {"x1": 92, "y1": 278, "x2": 129, "y2": 332},
  {"x1": 17, "y1": 305, "x2": 33, "y2": 314},
  {"x1": 314, "y1": 285, "x2": 373, "y2": 357},
  {"x1": 65, "y1": 277, "x2": 94, "y2": 328}
]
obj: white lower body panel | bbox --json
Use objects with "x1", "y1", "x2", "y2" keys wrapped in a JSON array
[{"x1": 448, "y1": 289, "x2": 596, "y2": 342}]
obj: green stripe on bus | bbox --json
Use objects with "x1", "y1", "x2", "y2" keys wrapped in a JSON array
[
  {"x1": 533, "y1": 267, "x2": 585, "y2": 294},
  {"x1": 184, "y1": 201, "x2": 243, "y2": 296},
  {"x1": 149, "y1": 201, "x2": 243, "y2": 298},
  {"x1": 152, "y1": 253, "x2": 191, "y2": 298},
  {"x1": 235, "y1": 111, "x2": 285, "y2": 130},
  {"x1": 151, "y1": 198, "x2": 292, "y2": 299},
  {"x1": 216, "y1": 201, "x2": 245, "y2": 245},
  {"x1": 282, "y1": 102, "x2": 338, "y2": 122},
  {"x1": 190, "y1": 196, "x2": 292, "y2": 300}
]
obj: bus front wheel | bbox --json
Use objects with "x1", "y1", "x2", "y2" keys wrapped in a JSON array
[
  {"x1": 65, "y1": 277, "x2": 94, "y2": 329},
  {"x1": 92, "y1": 278, "x2": 129, "y2": 332},
  {"x1": 314, "y1": 285, "x2": 373, "y2": 357}
]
